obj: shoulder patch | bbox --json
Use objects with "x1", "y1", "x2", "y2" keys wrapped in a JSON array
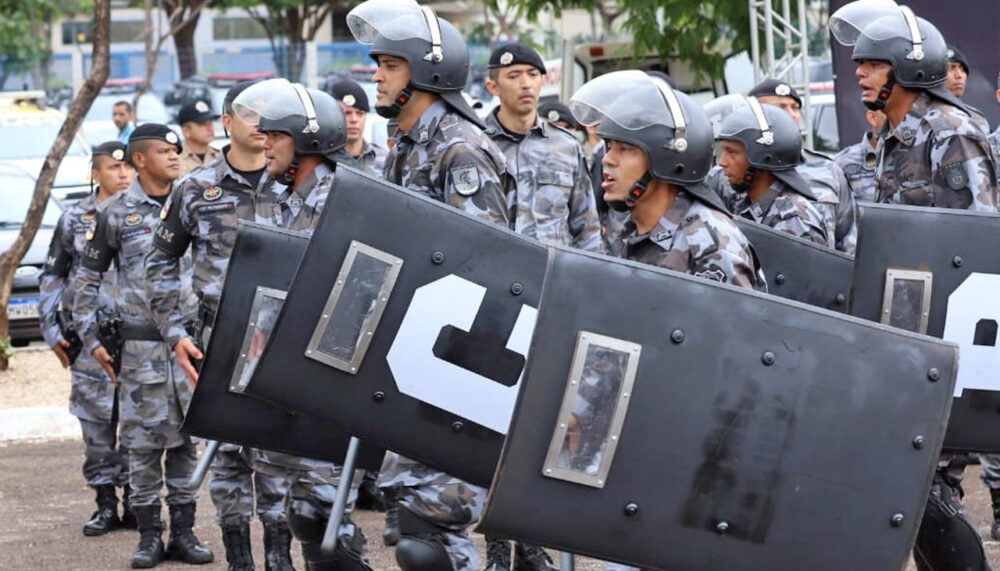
[
  {"x1": 694, "y1": 266, "x2": 727, "y2": 282},
  {"x1": 203, "y1": 185, "x2": 223, "y2": 201},
  {"x1": 451, "y1": 165, "x2": 481, "y2": 196},
  {"x1": 124, "y1": 212, "x2": 142, "y2": 226},
  {"x1": 944, "y1": 162, "x2": 969, "y2": 190}
]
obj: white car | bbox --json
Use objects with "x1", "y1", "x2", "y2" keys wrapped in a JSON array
[{"x1": 78, "y1": 92, "x2": 173, "y2": 147}]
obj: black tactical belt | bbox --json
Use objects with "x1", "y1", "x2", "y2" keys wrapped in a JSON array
[{"x1": 120, "y1": 322, "x2": 163, "y2": 342}]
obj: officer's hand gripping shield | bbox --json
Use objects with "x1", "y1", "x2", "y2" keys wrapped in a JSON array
[{"x1": 479, "y1": 247, "x2": 957, "y2": 571}]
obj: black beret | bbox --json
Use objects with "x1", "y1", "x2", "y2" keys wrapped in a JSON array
[
  {"x1": 224, "y1": 80, "x2": 258, "y2": 114},
  {"x1": 748, "y1": 78, "x2": 802, "y2": 107},
  {"x1": 176, "y1": 100, "x2": 219, "y2": 125},
  {"x1": 537, "y1": 101, "x2": 578, "y2": 129},
  {"x1": 329, "y1": 80, "x2": 370, "y2": 112},
  {"x1": 488, "y1": 42, "x2": 546, "y2": 74},
  {"x1": 128, "y1": 123, "x2": 182, "y2": 156},
  {"x1": 947, "y1": 44, "x2": 970, "y2": 74},
  {"x1": 92, "y1": 140, "x2": 127, "y2": 163}
]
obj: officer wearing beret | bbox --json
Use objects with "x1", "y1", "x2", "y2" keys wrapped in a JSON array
[
  {"x1": 537, "y1": 101, "x2": 581, "y2": 133},
  {"x1": 76, "y1": 124, "x2": 213, "y2": 568},
  {"x1": 177, "y1": 100, "x2": 221, "y2": 176},
  {"x1": 945, "y1": 44, "x2": 969, "y2": 99},
  {"x1": 329, "y1": 79, "x2": 388, "y2": 177},
  {"x1": 484, "y1": 42, "x2": 603, "y2": 254}
]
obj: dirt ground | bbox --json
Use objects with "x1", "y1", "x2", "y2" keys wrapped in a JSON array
[{"x1": 0, "y1": 344, "x2": 71, "y2": 408}]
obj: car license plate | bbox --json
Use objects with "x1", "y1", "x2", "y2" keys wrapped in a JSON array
[{"x1": 8, "y1": 297, "x2": 40, "y2": 320}]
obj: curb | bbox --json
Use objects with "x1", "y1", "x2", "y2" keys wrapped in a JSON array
[{"x1": 0, "y1": 406, "x2": 81, "y2": 443}]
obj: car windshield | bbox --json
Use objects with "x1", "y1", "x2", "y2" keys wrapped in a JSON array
[
  {"x1": 0, "y1": 117, "x2": 88, "y2": 159},
  {"x1": 85, "y1": 93, "x2": 170, "y2": 123},
  {"x1": 0, "y1": 174, "x2": 63, "y2": 228}
]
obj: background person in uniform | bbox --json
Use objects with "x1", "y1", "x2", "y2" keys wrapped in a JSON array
[
  {"x1": 39, "y1": 141, "x2": 133, "y2": 537},
  {"x1": 537, "y1": 101, "x2": 583, "y2": 137},
  {"x1": 76, "y1": 124, "x2": 213, "y2": 569},
  {"x1": 834, "y1": 108, "x2": 886, "y2": 203},
  {"x1": 748, "y1": 79, "x2": 859, "y2": 254},
  {"x1": 145, "y1": 80, "x2": 295, "y2": 571},
  {"x1": 233, "y1": 78, "x2": 374, "y2": 571},
  {"x1": 714, "y1": 96, "x2": 831, "y2": 247},
  {"x1": 832, "y1": 3, "x2": 997, "y2": 568},
  {"x1": 989, "y1": 73, "x2": 1000, "y2": 158},
  {"x1": 177, "y1": 100, "x2": 221, "y2": 176},
  {"x1": 329, "y1": 79, "x2": 387, "y2": 177},
  {"x1": 114, "y1": 100, "x2": 136, "y2": 143},
  {"x1": 483, "y1": 42, "x2": 603, "y2": 254},
  {"x1": 348, "y1": 1, "x2": 511, "y2": 569},
  {"x1": 945, "y1": 44, "x2": 969, "y2": 99}
]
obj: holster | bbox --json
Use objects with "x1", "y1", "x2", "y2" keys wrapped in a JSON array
[
  {"x1": 96, "y1": 308, "x2": 124, "y2": 375},
  {"x1": 56, "y1": 311, "x2": 82, "y2": 366}
]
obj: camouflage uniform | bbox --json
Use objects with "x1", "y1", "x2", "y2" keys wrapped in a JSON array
[
  {"x1": 76, "y1": 178, "x2": 199, "y2": 508},
  {"x1": 727, "y1": 179, "x2": 832, "y2": 248},
  {"x1": 380, "y1": 100, "x2": 511, "y2": 570},
  {"x1": 988, "y1": 125, "x2": 1000, "y2": 169},
  {"x1": 483, "y1": 110, "x2": 604, "y2": 252},
  {"x1": 144, "y1": 151, "x2": 293, "y2": 527},
  {"x1": 874, "y1": 91, "x2": 998, "y2": 211},
  {"x1": 354, "y1": 141, "x2": 388, "y2": 177},
  {"x1": 39, "y1": 192, "x2": 128, "y2": 488},
  {"x1": 611, "y1": 189, "x2": 763, "y2": 291},
  {"x1": 834, "y1": 133, "x2": 879, "y2": 203},
  {"x1": 798, "y1": 149, "x2": 859, "y2": 254},
  {"x1": 179, "y1": 145, "x2": 221, "y2": 177}
]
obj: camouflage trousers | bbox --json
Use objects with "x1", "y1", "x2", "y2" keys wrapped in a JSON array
[
  {"x1": 378, "y1": 454, "x2": 486, "y2": 571},
  {"x1": 79, "y1": 417, "x2": 129, "y2": 487},
  {"x1": 208, "y1": 444, "x2": 291, "y2": 526},
  {"x1": 69, "y1": 354, "x2": 116, "y2": 423},
  {"x1": 980, "y1": 454, "x2": 1000, "y2": 490},
  {"x1": 118, "y1": 339, "x2": 193, "y2": 451},
  {"x1": 128, "y1": 439, "x2": 198, "y2": 507}
]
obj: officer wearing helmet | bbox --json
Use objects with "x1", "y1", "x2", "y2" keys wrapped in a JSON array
[
  {"x1": 831, "y1": 0, "x2": 997, "y2": 212},
  {"x1": 712, "y1": 96, "x2": 831, "y2": 248},
  {"x1": 232, "y1": 78, "x2": 374, "y2": 571},
  {"x1": 570, "y1": 70, "x2": 763, "y2": 290},
  {"x1": 346, "y1": 1, "x2": 512, "y2": 569},
  {"x1": 832, "y1": 2, "x2": 996, "y2": 569}
]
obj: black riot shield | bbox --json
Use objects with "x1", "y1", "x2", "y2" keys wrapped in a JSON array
[
  {"x1": 850, "y1": 203, "x2": 1000, "y2": 452},
  {"x1": 734, "y1": 218, "x2": 853, "y2": 312},
  {"x1": 181, "y1": 221, "x2": 384, "y2": 470},
  {"x1": 479, "y1": 247, "x2": 957, "y2": 571},
  {"x1": 245, "y1": 166, "x2": 548, "y2": 487}
]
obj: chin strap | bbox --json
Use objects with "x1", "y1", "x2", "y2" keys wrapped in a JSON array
[
  {"x1": 864, "y1": 70, "x2": 896, "y2": 111},
  {"x1": 277, "y1": 158, "x2": 299, "y2": 186},
  {"x1": 730, "y1": 166, "x2": 757, "y2": 193},
  {"x1": 376, "y1": 83, "x2": 414, "y2": 119},
  {"x1": 624, "y1": 172, "x2": 653, "y2": 208}
]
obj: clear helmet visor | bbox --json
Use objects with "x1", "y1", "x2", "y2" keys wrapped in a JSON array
[
  {"x1": 703, "y1": 94, "x2": 752, "y2": 138},
  {"x1": 347, "y1": 0, "x2": 432, "y2": 44},
  {"x1": 231, "y1": 78, "x2": 294, "y2": 127},
  {"x1": 829, "y1": 0, "x2": 906, "y2": 45},
  {"x1": 569, "y1": 70, "x2": 678, "y2": 131}
]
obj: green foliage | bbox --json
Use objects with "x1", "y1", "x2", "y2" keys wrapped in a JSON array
[
  {"x1": 0, "y1": 0, "x2": 80, "y2": 76},
  {"x1": 0, "y1": 336, "x2": 13, "y2": 362}
]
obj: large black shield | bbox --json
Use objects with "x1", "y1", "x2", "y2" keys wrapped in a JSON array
[
  {"x1": 181, "y1": 221, "x2": 384, "y2": 470},
  {"x1": 850, "y1": 203, "x2": 1000, "y2": 452},
  {"x1": 245, "y1": 166, "x2": 548, "y2": 487},
  {"x1": 734, "y1": 218, "x2": 853, "y2": 311},
  {"x1": 480, "y1": 247, "x2": 957, "y2": 571}
]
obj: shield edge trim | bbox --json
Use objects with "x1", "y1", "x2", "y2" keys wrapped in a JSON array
[{"x1": 880, "y1": 268, "x2": 933, "y2": 335}]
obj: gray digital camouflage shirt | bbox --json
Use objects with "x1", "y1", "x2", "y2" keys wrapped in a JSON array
[
  {"x1": 834, "y1": 132, "x2": 879, "y2": 203},
  {"x1": 727, "y1": 178, "x2": 832, "y2": 248}
]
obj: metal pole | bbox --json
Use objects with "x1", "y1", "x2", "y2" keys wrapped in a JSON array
[
  {"x1": 797, "y1": 0, "x2": 813, "y2": 148},
  {"x1": 763, "y1": 0, "x2": 775, "y2": 79},
  {"x1": 188, "y1": 440, "x2": 220, "y2": 488},
  {"x1": 560, "y1": 552, "x2": 575, "y2": 571},
  {"x1": 321, "y1": 436, "x2": 362, "y2": 553},
  {"x1": 749, "y1": 0, "x2": 760, "y2": 82}
]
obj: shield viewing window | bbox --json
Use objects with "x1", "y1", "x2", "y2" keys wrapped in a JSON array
[
  {"x1": 542, "y1": 332, "x2": 641, "y2": 489},
  {"x1": 880, "y1": 269, "x2": 933, "y2": 334},
  {"x1": 305, "y1": 240, "x2": 403, "y2": 374},
  {"x1": 230, "y1": 286, "x2": 287, "y2": 393}
]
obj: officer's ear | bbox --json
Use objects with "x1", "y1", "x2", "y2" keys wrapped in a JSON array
[{"x1": 485, "y1": 69, "x2": 500, "y2": 97}]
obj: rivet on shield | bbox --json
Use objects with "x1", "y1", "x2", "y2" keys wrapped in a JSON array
[
  {"x1": 623, "y1": 503, "x2": 639, "y2": 517},
  {"x1": 890, "y1": 513, "x2": 905, "y2": 527},
  {"x1": 372, "y1": 391, "x2": 386, "y2": 403},
  {"x1": 912, "y1": 435, "x2": 925, "y2": 449},
  {"x1": 927, "y1": 368, "x2": 941, "y2": 382},
  {"x1": 715, "y1": 521, "x2": 730, "y2": 535},
  {"x1": 953, "y1": 256, "x2": 964, "y2": 268},
  {"x1": 351, "y1": 367, "x2": 357, "y2": 373},
  {"x1": 431, "y1": 251, "x2": 446, "y2": 264},
  {"x1": 322, "y1": 314, "x2": 328, "y2": 319},
  {"x1": 774, "y1": 273, "x2": 786, "y2": 285},
  {"x1": 670, "y1": 329, "x2": 685, "y2": 344},
  {"x1": 451, "y1": 421, "x2": 464, "y2": 433},
  {"x1": 761, "y1": 351, "x2": 776, "y2": 366},
  {"x1": 835, "y1": 294, "x2": 846, "y2": 305},
  {"x1": 307, "y1": 350, "x2": 313, "y2": 355},
  {"x1": 510, "y1": 282, "x2": 524, "y2": 296}
]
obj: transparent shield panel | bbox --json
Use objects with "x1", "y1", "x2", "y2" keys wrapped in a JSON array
[
  {"x1": 305, "y1": 241, "x2": 403, "y2": 374},
  {"x1": 543, "y1": 332, "x2": 641, "y2": 488},
  {"x1": 230, "y1": 287, "x2": 287, "y2": 393},
  {"x1": 880, "y1": 269, "x2": 933, "y2": 334}
]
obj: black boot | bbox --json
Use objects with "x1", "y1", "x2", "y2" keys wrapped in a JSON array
[
  {"x1": 131, "y1": 504, "x2": 166, "y2": 569},
  {"x1": 484, "y1": 537, "x2": 512, "y2": 571},
  {"x1": 121, "y1": 486, "x2": 138, "y2": 529},
  {"x1": 991, "y1": 488, "x2": 1000, "y2": 541},
  {"x1": 165, "y1": 503, "x2": 214, "y2": 565},
  {"x1": 263, "y1": 521, "x2": 295, "y2": 571},
  {"x1": 356, "y1": 473, "x2": 388, "y2": 512},
  {"x1": 221, "y1": 522, "x2": 255, "y2": 571},
  {"x1": 512, "y1": 543, "x2": 557, "y2": 571},
  {"x1": 382, "y1": 487, "x2": 400, "y2": 547},
  {"x1": 83, "y1": 485, "x2": 121, "y2": 536}
]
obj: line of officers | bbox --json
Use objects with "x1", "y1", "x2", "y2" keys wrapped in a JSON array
[{"x1": 35, "y1": 0, "x2": 1000, "y2": 569}]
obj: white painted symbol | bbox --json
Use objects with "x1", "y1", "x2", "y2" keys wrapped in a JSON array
[
  {"x1": 943, "y1": 273, "x2": 1000, "y2": 397},
  {"x1": 386, "y1": 274, "x2": 537, "y2": 433}
]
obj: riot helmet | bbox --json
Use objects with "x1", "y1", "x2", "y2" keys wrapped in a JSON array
[
  {"x1": 347, "y1": 0, "x2": 480, "y2": 125},
  {"x1": 830, "y1": 1, "x2": 947, "y2": 109},
  {"x1": 233, "y1": 78, "x2": 347, "y2": 184},
  {"x1": 569, "y1": 70, "x2": 715, "y2": 209}
]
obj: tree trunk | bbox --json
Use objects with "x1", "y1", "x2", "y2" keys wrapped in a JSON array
[
  {"x1": 172, "y1": 9, "x2": 200, "y2": 79},
  {"x1": 0, "y1": 0, "x2": 112, "y2": 370}
]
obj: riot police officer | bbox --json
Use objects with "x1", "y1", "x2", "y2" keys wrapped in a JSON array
[
  {"x1": 347, "y1": 0, "x2": 511, "y2": 568},
  {"x1": 834, "y1": 108, "x2": 886, "y2": 203},
  {"x1": 328, "y1": 79, "x2": 387, "y2": 178},
  {"x1": 832, "y1": 2, "x2": 996, "y2": 568}
]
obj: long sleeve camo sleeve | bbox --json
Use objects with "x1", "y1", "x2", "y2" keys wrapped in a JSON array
[
  {"x1": 145, "y1": 188, "x2": 194, "y2": 348},
  {"x1": 75, "y1": 212, "x2": 117, "y2": 355},
  {"x1": 37, "y1": 212, "x2": 72, "y2": 347}
]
